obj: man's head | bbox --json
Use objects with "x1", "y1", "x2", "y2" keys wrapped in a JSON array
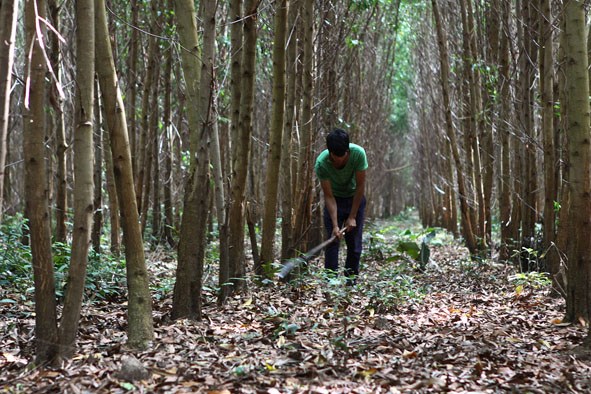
[{"x1": 326, "y1": 128, "x2": 349, "y2": 157}]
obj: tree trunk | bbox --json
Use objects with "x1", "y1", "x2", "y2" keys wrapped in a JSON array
[
  {"x1": 171, "y1": 0, "x2": 214, "y2": 320},
  {"x1": 292, "y1": 0, "x2": 315, "y2": 253},
  {"x1": 92, "y1": 80, "x2": 103, "y2": 254},
  {"x1": 48, "y1": 0, "x2": 68, "y2": 244},
  {"x1": 161, "y1": 42, "x2": 175, "y2": 247},
  {"x1": 127, "y1": 0, "x2": 139, "y2": 175},
  {"x1": 58, "y1": 0, "x2": 95, "y2": 358},
  {"x1": 498, "y1": 0, "x2": 512, "y2": 262},
  {"x1": 519, "y1": 1, "x2": 538, "y2": 270},
  {"x1": 24, "y1": 0, "x2": 59, "y2": 365},
  {"x1": 136, "y1": 31, "x2": 158, "y2": 217},
  {"x1": 228, "y1": 0, "x2": 258, "y2": 293},
  {"x1": 101, "y1": 106, "x2": 121, "y2": 256},
  {"x1": 0, "y1": 0, "x2": 18, "y2": 223},
  {"x1": 280, "y1": 0, "x2": 298, "y2": 260},
  {"x1": 562, "y1": 0, "x2": 591, "y2": 324},
  {"x1": 259, "y1": 0, "x2": 288, "y2": 274},
  {"x1": 219, "y1": 0, "x2": 242, "y2": 304},
  {"x1": 540, "y1": 0, "x2": 558, "y2": 276},
  {"x1": 96, "y1": 0, "x2": 154, "y2": 348},
  {"x1": 431, "y1": 0, "x2": 477, "y2": 255}
]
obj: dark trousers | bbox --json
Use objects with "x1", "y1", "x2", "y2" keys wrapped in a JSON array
[{"x1": 323, "y1": 196, "x2": 366, "y2": 278}]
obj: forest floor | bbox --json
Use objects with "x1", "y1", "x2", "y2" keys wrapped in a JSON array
[{"x1": 2, "y1": 216, "x2": 591, "y2": 393}]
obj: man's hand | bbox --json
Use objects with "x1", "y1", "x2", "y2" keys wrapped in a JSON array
[
  {"x1": 333, "y1": 226, "x2": 345, "y2": 239},
  {"x1": 345, "y1": 217, "x2": 357, "y2": 232}
]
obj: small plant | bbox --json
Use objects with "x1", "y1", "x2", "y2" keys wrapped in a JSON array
[
  {"x1": 508, "y1": 271, "x2": 551, "y2": 292},
  {"x1": 363, "y1": 265, "x2": 425, "y2": 313}
]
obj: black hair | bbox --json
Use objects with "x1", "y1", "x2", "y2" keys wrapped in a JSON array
[{"x1": 326, "y1": 128, "x2": 349, "y2": 157}]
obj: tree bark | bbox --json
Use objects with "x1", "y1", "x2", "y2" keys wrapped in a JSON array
[
  {"x1": 92, "y1": 80, "x2": 103, "y2": 254},
  {"x1": 58, "y1": 0, "x2": 95, "y2": 358},
  {"x1": 497, "y1": 0, "x2": 512, "y2": 262},
  {"x1": 219, "y1": 0, "x2": 243, "y2": 304},
  {"x1": 96, "y1": 0, "x2": 154, "y2": 348},
  {"x1": 292, "y1": 0, "x2": 315, "y2": 253},
  {"x1": 562, "y1": 0, "x2": 591, "y2": 324},
  {"x1": 24, "y1": 0, "x2": 60, "y2": 365},
  {"x1": 540, "y1": 0, "x2": 558, "y2": 277},
  {"x1": 259, "y1": 0, "x2": 288, "y2": 274},
  {"x1": 0, "y1": 0, "x2": 19, "y2": 223},
  {"x1": 280, "y1": 0, "x2": 298, "y2": 260},
  {"x1": 228, "y1": 0, "x2": 258, "y2": 293},
  {"x1": 431, "y1": 0, "x2": 477, "y2": 255},
  {"x1": 48, "y1": 0, "x2": 68, "y2": 244},
  {"x1": 171, "y1": 0, "x2": 213, "y2": 320}
]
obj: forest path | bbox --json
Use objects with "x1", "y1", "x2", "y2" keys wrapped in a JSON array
[{"x1": 2, "y1": 216, "x2": 591, "y2": 393}]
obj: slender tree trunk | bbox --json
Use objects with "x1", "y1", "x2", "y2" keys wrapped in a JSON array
[
  {"x1": 141, "y1": 41, "x2": 161, "y2": 235},
  {"x1": 280, "y1": 0, "x2": 298, "y2": 260},
  {"x1": 24, "y1": 0, "x2": 59, "y2": 365},
  {"x1": 48, "y1": 0, "x2": 68, "y2": 244},
  {"x1": 259, "y1": 0, "x2": 288, "y2": 273},
  {"x1": 219, "y1": 0, "x2": 242, "y2": 304},
  {"x1": 459, "y1": 0, "x2": 482, "y2": 246},
  {"x1": 127, "y1": 0, "x2": 139, "y2": 175},
  {"x1": 58, "y1": 0, "x2": 95, "y2": 358},
  {"x1": 101, "y1": 105, "x2": 121, "y2": 256},
  {"x1": 96, "y1": 0, "x2": 154, "y2": 348},
  {"x1": 228, "y1": 0, "x2": 258, "y2": 292},
  {"x1": 171, "y1": 0, "x2": 213, "y2": 320},
  {"x1": 161, "y1": 42, "x2": 175, "y2": 247},
  {"x1": 136, "y1": 31, "x2": 158, "y2": 217},
  {"x1": 498, "y1": 0, "x2": 512, "y2": 262},
  {"x1": 519, "y1": 1, "x2": 538, "y2": 269},
  {"x1": 562, "y1": 0, "x2": 591, "y2": 324},
  {"x1": 293, "y1": 0, "x2": 315, "y2": 252},
  {"x1": 0, "y1": 0, "x2": 19, "y2": 223},
  {"x1": 432, "y1": 0, "x2": 477, "y2": 255},
  {"x1": 92, "y1": 80, "x2": 103, "y2": 254},
  {"x1": 540, "y1": 0, "x2": 558, "y2": 276}
]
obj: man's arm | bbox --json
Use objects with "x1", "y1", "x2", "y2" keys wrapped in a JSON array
[
  {"x1": 320, "y1": 179, "x2": 343, "y2": 239},
  {"x1": 345, "y1": 170, "x2": 366, "y2": 231}
]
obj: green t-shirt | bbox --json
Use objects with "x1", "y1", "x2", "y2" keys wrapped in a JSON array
[{"x1": 314, "y1": 143, "x2": 368, "y2": 198}]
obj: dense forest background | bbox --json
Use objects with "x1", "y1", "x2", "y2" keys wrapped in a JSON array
[{"x1": 4, "y1": 0, "x2": 591, "y2": 387}]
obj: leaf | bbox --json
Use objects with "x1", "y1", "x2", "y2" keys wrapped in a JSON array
[
  {"x1": 118, "y1": 382, "x2": 135, "y2": 391},
  {"x1": 397, "y1": 241, "x2": 421, "y2": 259}
]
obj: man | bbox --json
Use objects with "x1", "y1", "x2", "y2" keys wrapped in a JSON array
[{"x1": 314, "y1": 128, "x2": 368, "y2": 284}]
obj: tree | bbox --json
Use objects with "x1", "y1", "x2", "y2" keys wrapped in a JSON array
[
  {"x1": 48, "y1": 0, "x2": 68, "y2": 244},
  {"x1": 96, "y1": 0, "x2": 154, "y2": 348},
  {"x1": 431, "y1": 0, "x2": 477, "y2": 255},
  {"x1": 219, "y1": 0, "x2": 243, "y2": 304},
  {"x1": 539, "y1": 0, "x2": 559, "y2": 280},
  {"x1": 24, "y1": 0, "x2": 60, "y2": 365},
  {"x1": 259, "y1": 0, "x2": 288, "y2": 274},
  {"x1": 0, "y1": 0, "x2": 19, "y2": 223},
  {"x1": 58, "y1": 0, "x2": 95, "y2": 358},
  {"x1": 171, "y1": 0, "x2": 211, "y2": 320},
  {"x1": 227, "y1": 0, "x2": 259, "y2": 293},
  {"x1": 561, "y1": 0, "x2": 591, "y2": 323}
]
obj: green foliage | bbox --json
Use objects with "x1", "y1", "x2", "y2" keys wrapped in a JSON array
[
  {"x1": 362, "y1": 264, "x2": 425, "y2": 313},
  {"x1": 0, "y1": 215, "x2": 32, "y2": 297},
  {"x1": 508, "y1": 272, "x2": 551, "y2": 292},
  {"x1": 0, "y1": 215, "x2": 128, "y2": 302}
]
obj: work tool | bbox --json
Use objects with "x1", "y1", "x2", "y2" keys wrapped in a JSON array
[{"x1": 275, "y1": 228, "x2": 346, "y2": 281}]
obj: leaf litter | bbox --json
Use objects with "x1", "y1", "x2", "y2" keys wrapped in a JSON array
[{"x1": 2, "y1": 239, "x2": 591, "y2": 393}]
